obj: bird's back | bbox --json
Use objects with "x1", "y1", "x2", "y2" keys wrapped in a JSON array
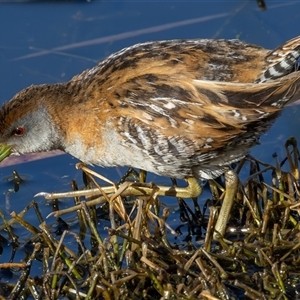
[{"x1": 72, "y1": 38, "x2": 271, "y2": 86}]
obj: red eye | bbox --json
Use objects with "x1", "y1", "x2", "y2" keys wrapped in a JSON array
[{"x1": 13, "y1": 126, "x2": 25, "y2": 137}]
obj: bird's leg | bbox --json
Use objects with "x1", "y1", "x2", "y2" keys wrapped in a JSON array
[
  {"x1": 77, "y1": 164, "x2": 202, "y2": 198},
  {"x1": 36, "y1": 166, "x2": 202, "y2": 200},
  {"x1": 38, "y1": 176, "x2": 203, "y2": 218},
  {"x1": 162, "y1": 177, "x2": 202, "y2": 198},
  {"x1": 213, "y1": 170, "x2": 239, "y2": 240}
]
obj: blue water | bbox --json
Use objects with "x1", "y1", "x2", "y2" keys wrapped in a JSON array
[{"x1": 0, "y1": 0, "x2": 300, "y2": 278}]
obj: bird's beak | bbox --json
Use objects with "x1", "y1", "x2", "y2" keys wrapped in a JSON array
[{"x1": 0, "y1": 144, "x2": 12, "y2": 162}]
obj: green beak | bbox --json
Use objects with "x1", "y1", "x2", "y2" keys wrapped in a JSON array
[{"x1": 0, "y1": 144, "x2": 11, "y2": 162}]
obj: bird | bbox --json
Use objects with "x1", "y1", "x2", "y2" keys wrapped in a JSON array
[
  {"x1": 1, "y1": 36, "x2": 300, "y2": 237},
  {"x1": 0, "y1": 36, "x2": 300, "y2": 180}
]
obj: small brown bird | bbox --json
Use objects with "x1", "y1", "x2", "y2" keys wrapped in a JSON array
[{"x1": 0, "y1": 36, "x2": 300, "y2": 183}]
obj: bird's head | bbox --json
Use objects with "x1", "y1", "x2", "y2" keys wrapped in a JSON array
[{"x1": 0, "y1": 85, "x2": 63, "y2": 162}]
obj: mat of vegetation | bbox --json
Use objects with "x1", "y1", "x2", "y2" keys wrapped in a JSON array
[{"x1": 0, "y1": 138, "x2": 300, "y2": 300}]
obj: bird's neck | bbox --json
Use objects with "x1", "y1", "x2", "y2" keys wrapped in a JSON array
[{"x1": 42, "y1": 81, "x2": 103, "y2": 160}]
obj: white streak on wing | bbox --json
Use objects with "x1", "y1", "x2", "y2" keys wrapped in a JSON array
[
  {"x1": 135, "y1": 124, "x2": 150, "y2": 148},
  {"x1": 147, "y1": 103, "x2": 178, "y2": 127},
  {"x1": 268, "y1": 67, "x2": 282, "y2": 77},
  {"x1": 142, "y1": 112, "x2": 154, "y2": 121},
  {"x1": 184, "y1": 119, "x2": 195, "y2": 125},
  {"x1": 280, "y1": 59, "x2": 291, "y2": 69},
  {"x1": 232, "y1": 109, "x2": 240, "y2": 117},
  {"x1": 153, "y1": 138, "x2": 168, "y2": 156}
]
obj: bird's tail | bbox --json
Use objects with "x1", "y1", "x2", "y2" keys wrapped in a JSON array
[{"x1": 256, "y1": 35, "x2": 300, "y2": 83}]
